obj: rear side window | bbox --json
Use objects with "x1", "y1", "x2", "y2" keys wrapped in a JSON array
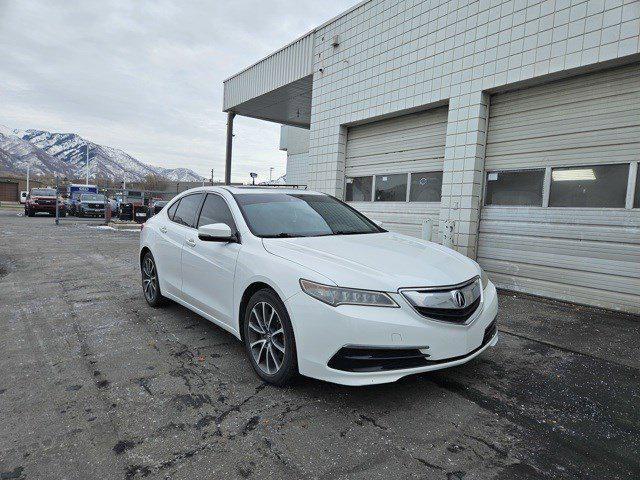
[
  {"x1": 197, "y1": 194, "x2": 237, "y2": 230},
  {"x1": 172, "y1": 194, "x2": 203, "y2": 227},
  {"x1": 166, "y1": 199, "x2": 180, "y2": 220}
]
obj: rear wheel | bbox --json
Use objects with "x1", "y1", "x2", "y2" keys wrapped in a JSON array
[
  {"x1": 141, "y1": 252, "x2": 168, "y2": 307},
  {"x1": 27, "y1": 209, "x2": 34, "y2": 217},
  {"x1": 243, "y1": 289, "x2": 297, "y2": 386}
]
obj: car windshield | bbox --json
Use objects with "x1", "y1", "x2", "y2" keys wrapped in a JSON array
[
  {"x1": 81, "y1": 194, "x2": 105, "y2": 201},
  {"x1": 234, "y1": 193, "x2": 384, "y2": 238},
  {"x1": 32, "y1": 189, "x2": 56, "y2": 196}
]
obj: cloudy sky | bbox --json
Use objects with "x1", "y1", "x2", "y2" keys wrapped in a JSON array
[{"x1": 0, "y1": 0, "x2": 353, "y2": 182}]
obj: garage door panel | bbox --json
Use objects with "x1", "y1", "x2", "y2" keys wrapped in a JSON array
[
  {"x1": 480, "y1": 258, "x2": 640, "y2": 297},
  {"x1": 488, "y1": 108, "x2": 640, "y2": 142},
  {"x1": 488, "y1": 272, "x2": 640, "y2": 314},
  {"x1": 347, "y1": 107, "x2": 448, "y2": 140},
  {"x1": 481, "y1": 64, "x2": 640, "y2": 313},
  {"x1": 487, "y1": 126, "x2": 640, "y2": 160},
  {"x1": 346, "y1": 158, "x2": 445, "y2": 177},
  {"x1": 490, "y1": 65, "x2": 640, "y2": 111},
  {"x1": 486, "y1": 144, "x2": 640, "y2": 169},
  {"x1": 479, "y1": 219, "x2": 640, "y2": 245},
  {"x1": 346, "y1": 106, "x2": 447, "y2": 239},
  {"x1": 478, "y1": 233, "x2": 640, "y2": 264},
  {"x1": 478, "y1": 245, "x2": 640, "y2": 280}
]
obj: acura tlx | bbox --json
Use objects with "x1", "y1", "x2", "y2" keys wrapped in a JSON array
[{"x1": 139, "y1": 186, "x2": 498, "y2": 386}]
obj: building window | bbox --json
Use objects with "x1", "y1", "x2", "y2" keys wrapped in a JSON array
[
  {"x1": 549, "y1": 164, "x2": 629, "y2": 208},
  {"x1": 635, "y1": 167, "x2": 640, "y2": 208},
  {"x1": 485, "y1": 169, "x2": 544, "y2": 206},
  {"x1": 375, "y1": 174, "x2": 407, "y2": 201},
  {"x1": 345, "y1": 176, "x2": 372, "y2": 201},
  {"x1": 409, "y1": 171, "x2": 443, "y2": 202}
]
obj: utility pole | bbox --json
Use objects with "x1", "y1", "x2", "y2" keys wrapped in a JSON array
[
  {"x1": 55, "y1": 175, "x2": 60, "y2": 226},
  {"x1": 85, "y1": 143, "x2": 89, "y2": 185},
  {"x1": 211, "y1": 168, "x2": 214, "y2": 185},
  {"x1": 270, "y1": 167, "x2": 274, "y2": 181},
  {"x1": 26, "y1": 165, "x2": 30, "y2": 192}
]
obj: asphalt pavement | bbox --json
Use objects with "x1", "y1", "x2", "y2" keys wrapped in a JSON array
[{"x1": 0, "y1": 209, "x2": 638, "y2": 480}]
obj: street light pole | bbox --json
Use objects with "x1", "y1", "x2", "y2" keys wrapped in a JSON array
[
  {"x1": 26, "y1": 165, "x2": 30, "y2": 192},
  {"x1": 85, "y1": 143, "x2": 89, "y2": 185},
  {"x1": 270, "y1": 167, "x2": 274, "y2": 181},
  {"x1": 55, "y1": 175, "x2": 60, "y2": 226}
]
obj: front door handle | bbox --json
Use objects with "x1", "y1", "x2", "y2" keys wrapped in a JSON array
[
  {"x1": 186, "y1": 238, "x2": 196, "y2": 247},
  {"x1": 159, "y1": 226, "x2": 167, "y2": 233}
]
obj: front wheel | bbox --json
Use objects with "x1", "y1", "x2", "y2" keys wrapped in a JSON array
[
  {"x1": 141, "y1": 252, "x2": 168, "y2": 307},
  {"x1": 243, "y1": 289, "x2": 298, "y2": 386}
]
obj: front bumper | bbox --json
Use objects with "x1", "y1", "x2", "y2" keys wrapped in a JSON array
[
  {"x1": 29, "y1": 204, "x2": 64, "y2": 212},
  {"x1": 285, "y1": 282, "x2": 499, "y2": 386}
]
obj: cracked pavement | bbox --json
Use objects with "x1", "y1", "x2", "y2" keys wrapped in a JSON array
[{"x1": 0, "y1": 210, "x2": 638, "y2": 479}]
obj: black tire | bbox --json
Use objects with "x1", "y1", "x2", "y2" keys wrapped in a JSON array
[
  {"x1": 27, "y1": 209, "x2": 34, "y2": 217},
  {"x1": 60, "y1": 211, "x2": 67, "y2": 218},
  {"x1": 141, "y1": 251, "x2": 168, "y2": 307},
  {"x1": 243, "y1": 289, "x2": 298, "y2": 386}
]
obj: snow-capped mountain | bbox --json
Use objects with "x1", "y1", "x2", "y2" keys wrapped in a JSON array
[{"x1": 0, "y1": 125, "x2": 204, "y2": 182}]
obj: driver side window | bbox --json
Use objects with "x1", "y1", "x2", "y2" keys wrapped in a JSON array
[{"x1": 197, "y1": 194, "x2": 237, "y2": 231}]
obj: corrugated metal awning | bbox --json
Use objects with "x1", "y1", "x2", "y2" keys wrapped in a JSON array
[{"x1": 223, "y1": 32, "x2": 314, "y2": 128}]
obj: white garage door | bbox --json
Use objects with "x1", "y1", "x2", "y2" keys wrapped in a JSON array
[
  {"x1": 345, "y1": 106, "x2": 448, "y2": 240},
  {"x1": 479, "y1": 64, "x2": 640, "y2": 313}
]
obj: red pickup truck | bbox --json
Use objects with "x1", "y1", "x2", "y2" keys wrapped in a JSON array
[{"x1": 24, "y1": 188, "x2": 66, "y2": 217}]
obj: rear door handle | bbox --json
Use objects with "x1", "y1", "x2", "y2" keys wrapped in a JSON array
[
  {"x1": 186, "y1": 238, "x2": 196, "y2": 247},
  {"x1": 159, "y1": 226, "x2": 167, "y2": 233}
]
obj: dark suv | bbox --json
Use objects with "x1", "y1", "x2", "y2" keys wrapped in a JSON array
[
  {"x1": 77, "y1": 193, "x2": 107, "y2": 217},
  {"x1": 24, "y1": 188, "x2": 66, "y2": 217}
]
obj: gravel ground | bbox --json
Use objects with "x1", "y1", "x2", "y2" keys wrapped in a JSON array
[{"x1": 0, "y1": 209, "x2": 638, "y2": 480}]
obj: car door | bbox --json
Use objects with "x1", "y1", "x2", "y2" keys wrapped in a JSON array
[
  {"x1": 154, "y1": 193, "x2": 204, "y2": 297},
  {"x1": 181, "y1": 193, "x2": 241, "y2": 328}
]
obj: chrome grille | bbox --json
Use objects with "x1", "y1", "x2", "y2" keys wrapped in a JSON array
[{"x1": 401, "y1": 277, "x2": 482, "y2": 324}]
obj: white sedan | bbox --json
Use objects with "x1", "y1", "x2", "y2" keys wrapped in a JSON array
[{"x1": 139, "y1": 186, "x2": 498, "y2": 386}]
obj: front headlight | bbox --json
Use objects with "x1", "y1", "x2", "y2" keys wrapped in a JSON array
[
  {"x1": 299, "y1": 279, "x2": 398, "y2": 308},
  {"x1": 481, "y1": 269, "x2": 489, "y2": 290}
]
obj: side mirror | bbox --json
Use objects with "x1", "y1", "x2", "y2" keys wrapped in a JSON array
[{"x1": 198, "y1": 223, "x2": 236, "y2": 242}]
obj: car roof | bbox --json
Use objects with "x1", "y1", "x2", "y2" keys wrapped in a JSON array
[{"x1": 178, "y1": 186, "x2": 326, "y2": 196}]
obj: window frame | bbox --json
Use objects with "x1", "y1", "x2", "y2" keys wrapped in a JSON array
[
  {"x1": 168, "y1": 193, "x2": 205, "y2": 229},
  {"x1": 483, "y1": 163, "x2": 637, "y2": 210},
  {"x1": 482, "y1": 167, "x2": 546, "y2": 207},
  {"x1": 548, "y1": 163, "x2": 630, "y2": 209},
  {"x1": 408, "y1": 171, "x2": 444, "y2": 203},
  {"x1": 195, "y1": 193, "x2": 240, "y2": 236},
  {"x1": 344, "y1": 175, "x2": 374, "y2": 202},
  {"x1": 345, "y1": 170, "x2": 444, "y2": 204}
]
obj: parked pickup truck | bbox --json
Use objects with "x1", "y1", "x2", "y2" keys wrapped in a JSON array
[
  {"x1": 76, "y1": 193, "x2": 107, "y2": 217},
  {"x1": 24, "y1": 188, "x2": 66, "y2": 217}
]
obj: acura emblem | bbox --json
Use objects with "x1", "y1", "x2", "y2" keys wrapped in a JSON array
[{"x1": 452, "y1": 290, "x2": 466, "y2": 308}]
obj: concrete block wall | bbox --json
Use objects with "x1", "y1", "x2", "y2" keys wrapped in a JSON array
[{"x1": 306, "y1": 0, "x2": 640, "y2": 257}]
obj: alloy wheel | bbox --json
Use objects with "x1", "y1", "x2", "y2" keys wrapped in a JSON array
[
  {"x1": 142, "y1": 256, "x2": 158, "y2": 302},
  {"x1": 247, "y1": 301, "x2": 286, "y2": 375}
]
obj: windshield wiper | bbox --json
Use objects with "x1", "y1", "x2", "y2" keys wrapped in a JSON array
[{"x1": 265, "y1": 232, "x2": 299, "y2": 238}]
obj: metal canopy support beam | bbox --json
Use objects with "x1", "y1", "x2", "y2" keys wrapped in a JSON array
[{"x1": 224, "y1": 111, "x2": 236, "y2": 185}]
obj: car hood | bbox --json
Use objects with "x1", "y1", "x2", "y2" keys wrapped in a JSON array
[{"x1": 262, "y1": 232, "x2": 480, "y2": 292}]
